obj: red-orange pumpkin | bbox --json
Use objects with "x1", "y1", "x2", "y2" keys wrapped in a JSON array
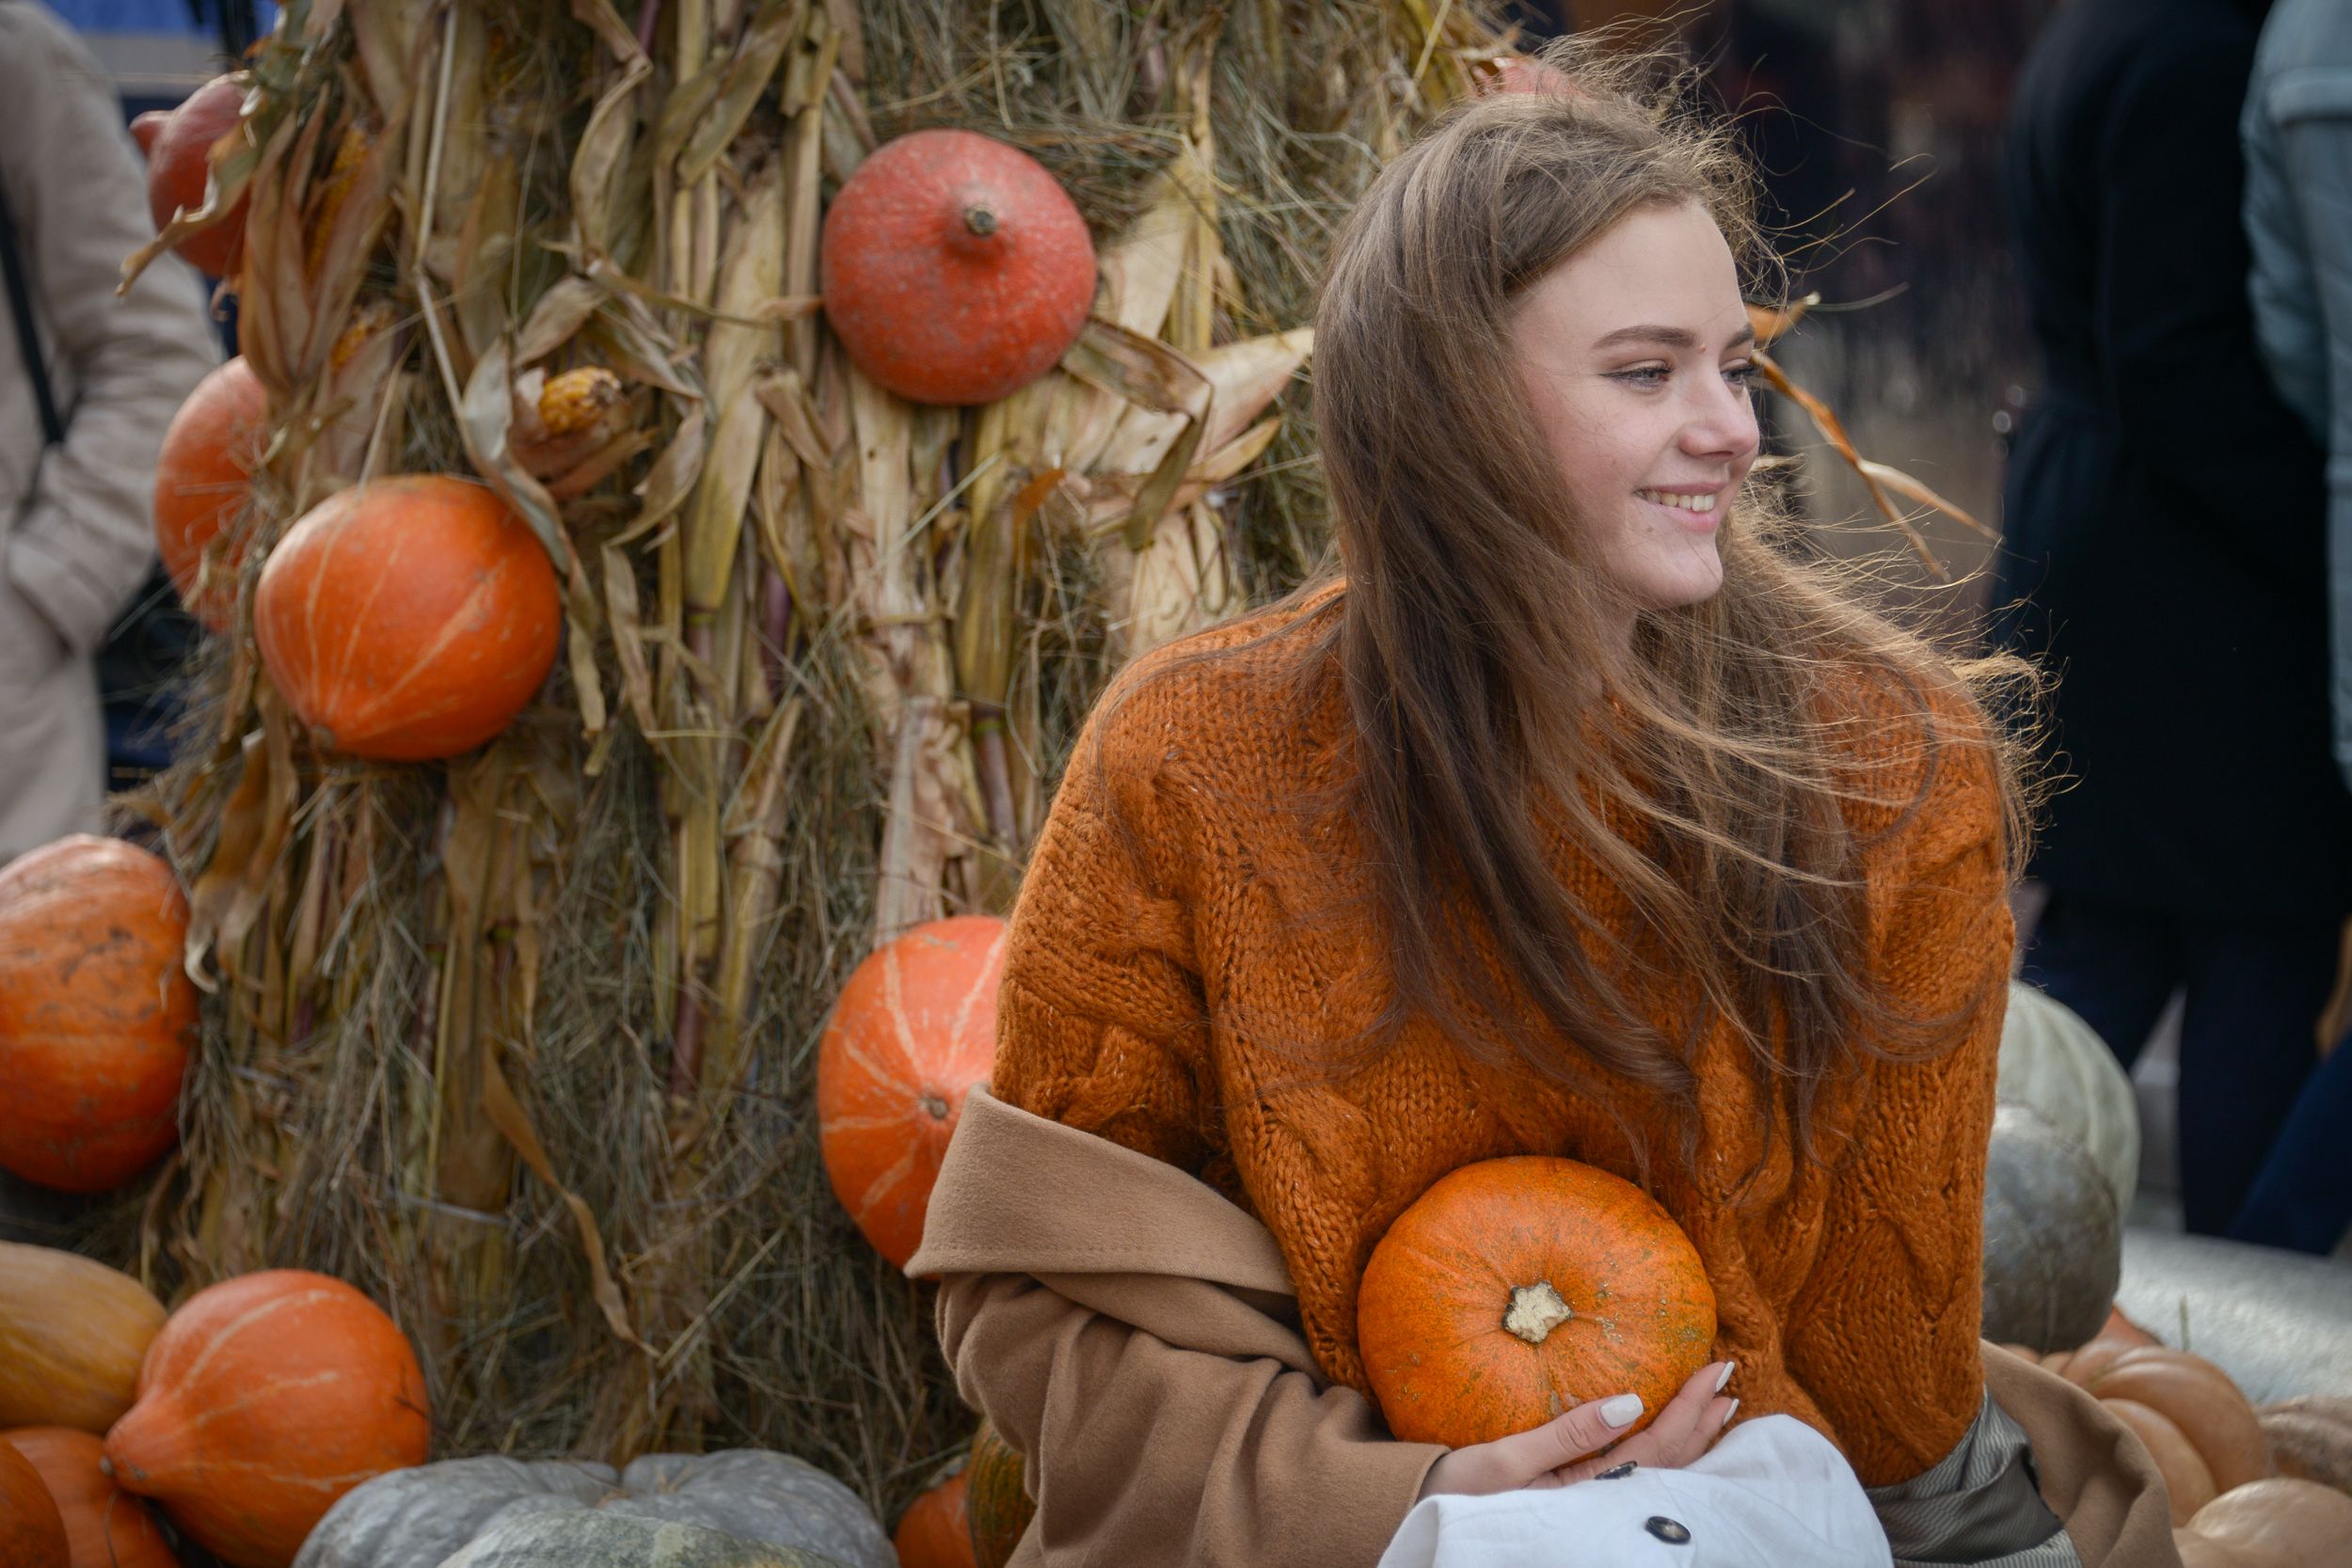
[
  {"x1": 253, "y1": 476, "x2": 561, "y2": 761},
  {"x1": 820, "y1": 130, "x2": 1096, "y2": 406},
  {"x1": 1357, "y1": 1156, "x2": 1717, "y2": 1449},
  {"x1": 154, "y1": 356, "x2": 268, "y2": 631},
  {"x1": 0, "y1": 1436, "x2": 70, "y2": 1568},
  {"x1": 102, "y1": 1270, "x2": 430, "y2": 1568},
  {"x1": 3, "y1": 1429, "x2": 180, "y2": 1568},
  {"x1": 129, "y1": 74, "x2": 247, "y2": 278},
  {"x1": 817, "y1": 914, "x2": 1008, "y2": 1269},
  {"x1": 0, "y1": 836, "x2": 195, "y2": 1193},
  {"x1": 893, "y1": 1468, "x2": 976, "y2": 1568}
]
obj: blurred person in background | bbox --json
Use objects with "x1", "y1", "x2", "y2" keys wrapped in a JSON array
[
  {"x1": 1995, "y1": 0, "x2": 2352, "y2": 1239},
  {"x1": 0, "y1": 0, "x2": 219, "y2": 863},
  {"x1": 2233, "y1": 0, "x2": 2352, "y2": 1256}
]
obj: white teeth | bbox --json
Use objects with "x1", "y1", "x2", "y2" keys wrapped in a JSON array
[{"x1": 1637, "y1": 488, "x2": 1719, "y2": 513}]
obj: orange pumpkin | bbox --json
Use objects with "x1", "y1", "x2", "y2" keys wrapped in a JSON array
[
  {"x1": 253, "y1": 476, "x2": 562, "y2": 761},
  {"x1": 154, "y1": 357, "x2": 268, "y2": 631},
  {"x1": 2043, "y1": 1341, "x2": 2274, "y2": 1526},
  {"x1": 819, "y1": 130, "x2": 1096, "y2": 406},
  {"x1": 964, "y1": 1422, "x2": 1031, "y2": 1568},
  {"x1": 103, "y1": 1270, "x2": 430, "y2": 1568},
  {"x1": 817, "y1": 915, "x2": 1008, "y2": 1268},
  {"x1": 893, "y1": 1468, "x2": 976, "y2": 1568},
  {"x1": 129, "y1": 74, "x2": 247, "y2": 278},
  {"x1": 0, "y1": 836, "x2": 195, "y2": 1192},
  {"x1": 0, "y1": 1436, "x2": 70, "y2": 1568},
  {"x1": 1356, "y1": 1155, "x2": 1716, "y2": 1449},
  {"x1": 2, "y1": 1429, "x2": 179, "y2": 1568}
]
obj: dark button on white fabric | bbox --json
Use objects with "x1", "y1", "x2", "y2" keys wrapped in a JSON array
[{"x1": 1644, "y1": 1516, "x2": 1692, "y2": 1544}]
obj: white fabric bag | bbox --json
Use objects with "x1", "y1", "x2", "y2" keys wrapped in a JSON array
[{"x1": 1377, "y1": 1414, "x2": 1895, "y2": 1568}]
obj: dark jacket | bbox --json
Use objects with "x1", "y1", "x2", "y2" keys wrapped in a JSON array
[{"x1": 1996, "y1": 0, "x2": 2352, "y2": 921}]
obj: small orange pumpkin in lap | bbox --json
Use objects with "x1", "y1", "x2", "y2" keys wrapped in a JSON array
[{"x1": 1356, "y1": 1155, "x2": 1717, "y2": 1448}]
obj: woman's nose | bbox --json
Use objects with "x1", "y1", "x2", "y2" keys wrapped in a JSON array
[{"x1": 1680, "y1": 373, "x2": 1759, "y2": 460}]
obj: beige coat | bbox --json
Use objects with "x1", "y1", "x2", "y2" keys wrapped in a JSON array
[
  {"x1": 0, "y1": 3, "x2": 219, "y2": 860},
  {"x1": 911, "y1": 1088, "x2": 2182, "y2": 1568}
]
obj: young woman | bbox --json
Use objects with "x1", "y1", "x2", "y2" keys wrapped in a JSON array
[{"x1": 910, "y1": 47, "x2": 2159, "y2": 1568}]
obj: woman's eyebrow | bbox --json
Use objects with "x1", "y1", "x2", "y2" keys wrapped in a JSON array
[{"x1": 1591, "y1": 322, "x2": 1759, "y2": 351}]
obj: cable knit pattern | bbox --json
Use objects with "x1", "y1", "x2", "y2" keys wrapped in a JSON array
[{"x1": 991, "y1": 590, "x2": 2015, "y2": 1488}]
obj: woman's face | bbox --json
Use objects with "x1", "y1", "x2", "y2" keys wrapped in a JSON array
[{"x1": 1511, "y1": 200, "x2": 1761, "y2": 612}]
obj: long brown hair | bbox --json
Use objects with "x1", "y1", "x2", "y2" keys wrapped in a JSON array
[{"x1": 1094, "y1": 40, "x2": 2039, "y2": 1170}]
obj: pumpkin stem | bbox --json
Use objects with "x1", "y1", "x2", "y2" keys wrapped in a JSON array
[
  {"x1": 1503, "y1": 1282, "x2": 1573, "y2": 1346},
  {"x1": 918, "y1": 1089, "x2": 950, "y2": 1120},
  {"x1": 962, "y1": 204, "x2": 999, "y2": 238}
]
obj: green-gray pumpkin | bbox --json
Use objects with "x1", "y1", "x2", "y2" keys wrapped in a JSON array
[
  {"x1": 433, "y1": 1511, "x2": 842, "y2": 1568},
  {"x1": 1980, "y1": 1102, "x2": 2122, "y2": 1354},
  {"x1": 1996, "y1": 981, "x2": 2140, "y2": 1217},
  {"x1": 291, "y1": 1452, "x2": 892, "y2": 1568}
]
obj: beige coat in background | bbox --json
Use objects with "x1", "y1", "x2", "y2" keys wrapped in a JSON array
[
  {"x1": 0, "y1": 1, "x2": 220, "y2": 860},
  {"x1": 912, "y1": 1088, "x2": 2182, "y2": 1568}
]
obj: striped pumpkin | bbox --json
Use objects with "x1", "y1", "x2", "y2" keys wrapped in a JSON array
[
  {"x1": 964, "y1": 1423, "x2": 1030, "y2": 1568},
  {"x1": 253, "y1": 476, "x2": 561, "y2": 762},
  {"x1": 103, "y1": 1271, "x2": 429, "y2": 1568},
  {"x1": 817, "y1": 916, "x2": 1007, "y2": 1269},
  {"x1": 153, "y1": 356, "x2": 267, "y2": 632}
]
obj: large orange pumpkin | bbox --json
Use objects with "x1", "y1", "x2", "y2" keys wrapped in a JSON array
[
  {"x1": 819, "y1": 130, "x2": 1096, "y2": 406},
  {"x1": 102, "y1": 1270, "x2": 431, "y2": 1568},
  {"x1": 3, "y1": 1429, "x2": 180, "y2": 1568},
  {"x1": 154, "y1": 356, "x2": 268, "y2": 631},
  {"x1": 893, "y1": 1468, "x2": 976, "y2": 1568},
  {"x1": 0, "y1": 836, "x2": 195, "y2": 1192},
  {"x1": 129, "y1": 74, "x2": 247, "y2": 278},
  {"x1": 817, "y1": 914, "x2": 1008, "y2": 1268},
  {"x1": 1356, "y1": 1155, "x2": 1717, "y2": 1449},
  {"x1": 253, "y1": 476, "x2": 562, "y2": 761}
]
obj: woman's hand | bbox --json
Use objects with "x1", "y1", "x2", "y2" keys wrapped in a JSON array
[{"x1": 1415, "y1": 1359, "x2": 1739, "y2": 1500}]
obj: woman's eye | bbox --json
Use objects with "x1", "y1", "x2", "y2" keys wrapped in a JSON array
[
  {"x1": 1724, "y1": 361, "x2": 1760, "y2": 387},
  {"x1": 1610, "y1": 365, "x2": 1670, "y2": 387}
]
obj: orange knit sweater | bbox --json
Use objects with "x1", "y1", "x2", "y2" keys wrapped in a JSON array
[{"x1": 990, "y1": 592, "x2": 2015, "y2": 1488}]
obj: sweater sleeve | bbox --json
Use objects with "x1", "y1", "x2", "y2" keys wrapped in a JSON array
[
  {"x1": 1783, "y1": 716, "x2": 2016, "y2": 1487},
  {"x1": 988, "y1": 695, "x2": 1218, "y2": 1170},
  {"x1": 946, "y1": 700, "x2": 1445, "y2": 1566}
]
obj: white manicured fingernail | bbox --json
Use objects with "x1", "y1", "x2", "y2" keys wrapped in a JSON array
[
  {"x1": 1715, "y1": 1361, "x2": 1735, "y2": 1392},
  {"x1": 1723, "y1": 1398, "x2": 1740, "y2": 1424},
  {"x1": 1600, "y1": 1393, "x2": 1644, "y2": 1428}
]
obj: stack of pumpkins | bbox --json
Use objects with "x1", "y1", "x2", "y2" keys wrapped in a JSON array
[
  {"x1": 2001, "y1": 1308, "x2": 2352, "y2": 1566},
  {"x1": 0, "y1": 1242, "x2": 898, "y2": 1568},
  {"x1": 1981, "y1": 982, "x2": 2143, "y2": 1354},
  {"x1": 0, "y1": 1247, "x2": 429, "y2": 1568}
]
